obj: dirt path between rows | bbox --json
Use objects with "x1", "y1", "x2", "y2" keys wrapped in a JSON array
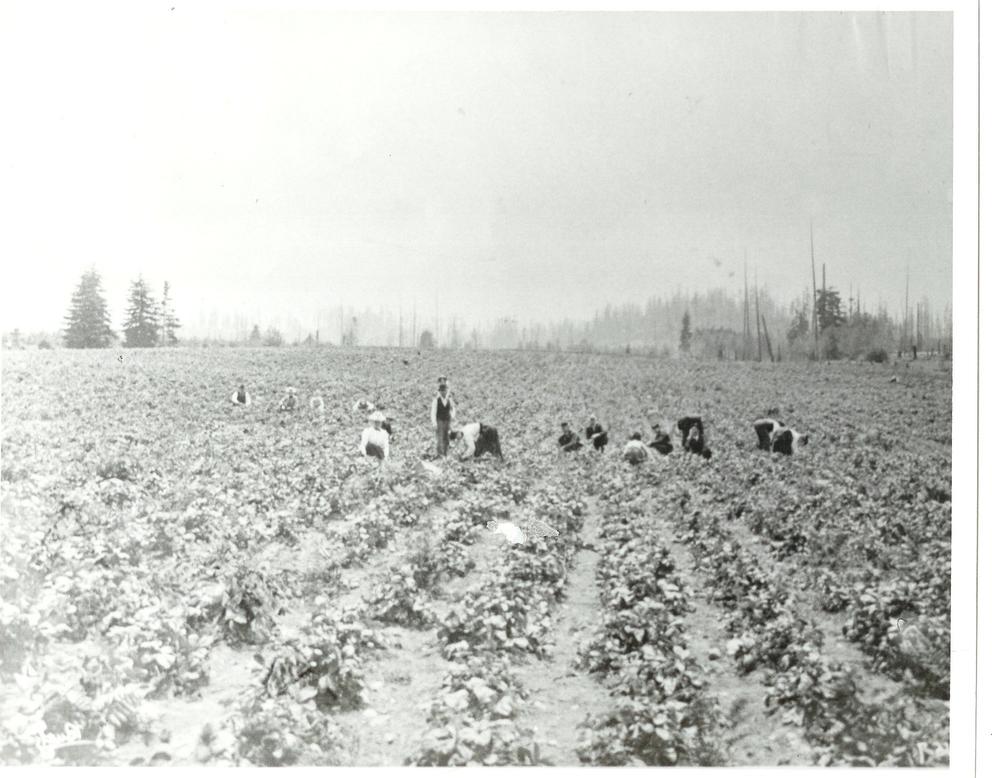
[
  {"x1": 655, "y1": 514, "x2": 815, "y2": 766},
  {"x1": 717, "y1": 514, "x2": 905, "y2": 704},
  {"x1": 333, "y1": 498, "x2": 474, "y2": 766},
  {"x1": 512, "y1": 497, "x2": 614, "y2": 765},
  {"x1": 335, "y1": 625, "x2": 451, "y2": 765}
]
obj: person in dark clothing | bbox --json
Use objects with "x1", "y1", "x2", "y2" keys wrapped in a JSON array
[
  {"x1": 677, "y1": 416, "x2": 712, "y2": 459},
  {"x1": 558, "y1": 422, "x2": 583, "y2": 453},
  {"x1": 648, "y1": 423, "x2": 673, "y2": 455},
  {"x1": 585, "y1": 415, "x2": 608, "y2": 451},
  {"x1": 450, "y1": 422, "x2": 504, "y2": 460},
  {"x1": 753, "y1": 417, "x2": 783, "y2": 451},
  {"x1": 676, "y1": 416, "x2": 705, "y2": 450},
  {"x1": 771, "y1": 426, "x2": 809, "y2": 456},
  {"x1": 231, "y1": 384, "x2": 251, "y2": 406},
  {"x1": 754, "y1": 418, "x2": 808, "y2": 455}
]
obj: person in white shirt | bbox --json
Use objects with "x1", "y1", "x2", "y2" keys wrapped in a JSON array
[
  {"x1": 622, "y1": 432, "x2": 651, "y2": 465},
  {"x1": 354, "y1": 399, "x2": 393, "y2": 436},
  {"x1": 230, "y1": 384, "x2": 251, "y2": 406},
  {"x1": 360, "y1": 411, "x2": 390, "y2": 461},
  {"x1": 450, "y1": 422, "x2": 503, "y2": 461}
]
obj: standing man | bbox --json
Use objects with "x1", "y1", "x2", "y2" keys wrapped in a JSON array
[{"x1": 431, "y1": 382, "x2": 456, "y2": 457}]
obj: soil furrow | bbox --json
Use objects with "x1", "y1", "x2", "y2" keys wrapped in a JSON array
[
  {"x1": 512, "y1": 497, "x2": 614, "y2": 765},
  {"x1": 655, "y1": 514, "x2": 815, "y2": 765}
]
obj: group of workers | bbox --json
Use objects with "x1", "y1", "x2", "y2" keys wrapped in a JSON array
[{"x1": 231, "y1": 376, "x2": 809, "y2": 466}]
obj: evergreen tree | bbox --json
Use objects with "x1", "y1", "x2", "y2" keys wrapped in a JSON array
[
  {"x1": 815, "y1": 288, "x2": 846, "y2": 332},
  {"x1": 262, "y1": 327, "x2": 284, "y2": 347},
  {"x1": 248, "y1": 324, "x2": 262, "y2": 345},
  {"x1": 64, "y1": 268, "x2": 115, "y2": 348},
  {"x1": 419, "y1": 329, "x2": 436, "y2": 349},
  {"x1": 122, "y1": 277, "x2": 160, "y2": 347},
  {"x1": 679, "y1": 310, "x2": 692, "y2": 353},
  {"x1": 160, "y1": 281, "x2": 181, "y2": 345}
]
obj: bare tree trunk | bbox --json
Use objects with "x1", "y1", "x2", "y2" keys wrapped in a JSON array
[{"x1": 762, "y1": 315, "x2": 774, "y2": 363}]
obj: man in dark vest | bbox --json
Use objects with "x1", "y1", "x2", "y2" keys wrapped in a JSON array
[{"x1": 431, "y1": 383, "x2": 456, "y2": 457}]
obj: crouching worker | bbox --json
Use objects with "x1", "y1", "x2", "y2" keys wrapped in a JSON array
[
  {"x1": 648, "y1": 423, "x2": 673, "y2": 455},
  {"x1": 558, "y1": 422, "x2": 583, "y2": 453},
  {"x1": 231, "y1": 384, "x2": 251, "y2": 406},
  {"x1": 360, "y1": 411, "x2": 390, "y2": 461},
  {"x1": 451, "y1": 422, "x2": 503, "y2": 460},
  {"x1": 622, "y1": 432, "x2": 652, "y2": 465},
  {"x1": 771, "y1": 426, "x2": 809, "y2": 456},
  {"x1": 585, "y1": 415, "x2": 609, "y2": 451},
  {"x1": 753, "y1": 417, "x2": 783, "y2": 451},
  {"x1": 754, "y1": 417, "x2": 809, "y2": 455},
  {"x1": 278, "y1": 387, "x2": 298, "y2": 412},
  {"x1": 677, "y1": 416, "x2": 712, "y2": 459}
]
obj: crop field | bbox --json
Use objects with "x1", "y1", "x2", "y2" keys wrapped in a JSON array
[{"x1": 0, "y1": 347, "x2": 952, "y2": 766}]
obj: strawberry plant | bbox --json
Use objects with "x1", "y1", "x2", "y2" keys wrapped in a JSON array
[{"x1": 263, "y1": 609, "x2": 382, "y2": 711}]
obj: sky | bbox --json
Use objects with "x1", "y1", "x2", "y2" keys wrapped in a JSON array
[{"x1": 0, "y1": 4, "x2": 953, "y2": 338}]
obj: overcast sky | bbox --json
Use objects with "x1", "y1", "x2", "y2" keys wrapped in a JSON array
[{"x1": 1, "y1": 6, "x2": 952, "y2": 336}]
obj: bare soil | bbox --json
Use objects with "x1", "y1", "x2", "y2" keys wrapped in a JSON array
[{"x1": 512, "y1": 498, "x2": 615, "y2": 765}]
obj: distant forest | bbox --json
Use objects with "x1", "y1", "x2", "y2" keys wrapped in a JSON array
[
  {"x1": 4, "y1": 285, "x2": 951, "y2": 363},
  {"x1": 177, "y1": 286, "x2": 950, "y2": 362}
]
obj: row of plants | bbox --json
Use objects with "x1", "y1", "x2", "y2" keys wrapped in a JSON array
[
  {"x1": 709, "y1": 454, "x2": 951, "y2": 700},
  {"x1": 407, "y1": 478, "x2": 586, "y2": 765},
  {"x1": 363, "y1": 490, "x2": 512, "y2": 628},
  {"x1": 669, "y1": 485, "x2": 949, "y2": 767},
  {"x1": 574, "y1": 473, "x2": 724, "y2": 766}
]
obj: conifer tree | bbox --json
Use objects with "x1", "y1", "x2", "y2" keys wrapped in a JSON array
[
  {"x1": 160, "y1": 281, "x2": 181, "y2": 345},
  {"x1": 64, "y1": 268, "x2": 115, "y2": 348},
  {"x1": 679, "y1": 310, "x2": 692, "y2": 353},
  {"x1": 122, "y1": 277, "x2": 160, "y2": 347}
]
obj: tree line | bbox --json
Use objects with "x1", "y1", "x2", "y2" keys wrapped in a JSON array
[{"x1": 62, "y1": 269, "x2": 181, "y2": 348}]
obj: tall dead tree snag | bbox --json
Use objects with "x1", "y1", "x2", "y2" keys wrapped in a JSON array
[
  {"x1": 754, "y1": 277, "x2": 762, "y2": 362},
  {"x1": 809, "y1": 221, "x2": 819, "y2": 359},
  {"x1": 743, "y1": 264, "x2": 751, "y2": 359},
  {"x1": 762, "y1": 314, "x2": 774, "y2": 363}
]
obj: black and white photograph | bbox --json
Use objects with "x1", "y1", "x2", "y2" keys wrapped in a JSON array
[{"x1": 0, "y1": 0, "x2": 982, "y2": 772}]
